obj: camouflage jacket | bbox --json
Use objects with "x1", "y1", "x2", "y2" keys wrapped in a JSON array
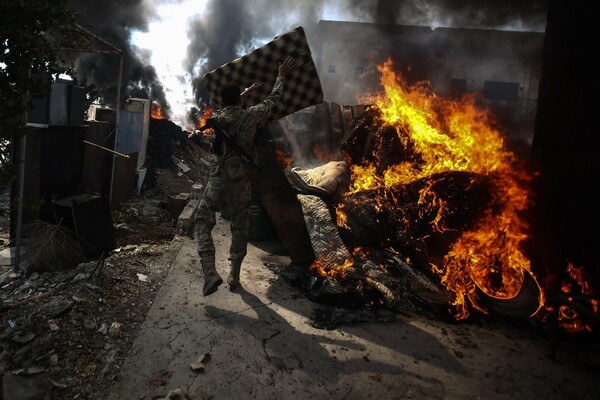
[{"x1": 211, "y1": 76, "x2": 286, "y2": 169}]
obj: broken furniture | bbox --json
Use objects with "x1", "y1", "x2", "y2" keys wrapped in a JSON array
[{"x1": 51, "y1": 192, "x2": 115, "y2": 257}]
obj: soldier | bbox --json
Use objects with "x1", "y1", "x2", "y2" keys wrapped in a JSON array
[{"x1": 195, "y1": 56, "x2": 297, "y2": 296}]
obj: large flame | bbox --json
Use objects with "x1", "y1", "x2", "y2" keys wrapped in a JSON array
[{"x1": 340, "y1": 58, "x2": 544, "y2": 319}]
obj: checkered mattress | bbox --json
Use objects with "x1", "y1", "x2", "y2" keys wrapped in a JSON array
[{"x1": 202, "y1": 26, "x2": 323, "y2": 125}]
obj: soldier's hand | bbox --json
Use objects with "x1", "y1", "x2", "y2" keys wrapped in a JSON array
[
  {"x1": 278, "y1": 57, "x2": 296, "y2": 78},
  {"x1": 242, "y1": 82, "x2": 264, "y2": 95}
]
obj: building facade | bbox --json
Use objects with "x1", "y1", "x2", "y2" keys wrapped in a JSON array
[{"x1": 312, "y1": 20, "x2": 544, "y2": 149}]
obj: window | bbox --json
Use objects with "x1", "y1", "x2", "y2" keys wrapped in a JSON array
[
  {"x1": 483, "y1": 81, "x2": 519, "y2": 101},
  {"x1": 328, "y1": 65, "x2": 336, "y2": 74}
]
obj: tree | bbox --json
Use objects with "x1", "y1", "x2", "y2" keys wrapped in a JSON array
[{"x1": 0, "y1": 0, "x2": 82, "y2": 187}]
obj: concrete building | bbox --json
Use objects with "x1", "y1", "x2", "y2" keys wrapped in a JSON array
[{"x1": 311, "y1": 20, "x2": 544, "y2": 150}]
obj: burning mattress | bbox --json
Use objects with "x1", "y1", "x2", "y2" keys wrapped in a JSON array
[{"x1": 202, "y1": 26, "x2": 323, "y2": 124}]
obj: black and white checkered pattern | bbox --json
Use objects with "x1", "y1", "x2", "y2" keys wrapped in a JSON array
[{"x1": 202, "y1": 26, "x2": 323, "y2": 124}]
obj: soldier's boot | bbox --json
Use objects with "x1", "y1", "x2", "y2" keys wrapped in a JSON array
[
  {"x1": 227, "y1": 258, "x2": 242, "y2": 288},
  {"x1": 201, "y1": 256, "x2": 223, "y2": 296}
]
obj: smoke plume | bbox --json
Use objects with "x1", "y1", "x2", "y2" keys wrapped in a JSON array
[
  {"x1": 68, "y1": 0, "x2": 172, "y2": 118},
  {"x1": 184, "y1": 0, "x2": 546, "y2": 109},
  {"x1": 66, "y1": 0, "x2": 547, "y2": 124}
]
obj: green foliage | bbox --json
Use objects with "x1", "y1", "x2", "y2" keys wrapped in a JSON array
[{"x1": 0, "y1": 0, "x2": 83, "y2": 186}]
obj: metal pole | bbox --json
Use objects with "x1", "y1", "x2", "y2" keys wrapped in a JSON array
[
  {"x1": 14, "y1": 131, "x2": 26, "y2": 272},
  {"x1": 109, "y1": 51, "x2": 124, "y2": 204},
  {"x1": 83, "y1": 140, "x2": 130, "y2": 158}
]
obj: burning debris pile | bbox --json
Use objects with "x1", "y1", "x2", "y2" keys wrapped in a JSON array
[{"x1": 291, "y1": 59, "x2": 548, "y2": 322}]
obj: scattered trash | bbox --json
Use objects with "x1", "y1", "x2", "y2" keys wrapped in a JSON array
[
  {"x1": 85, "y1": 283, "x2": 100, "y2": 291},
  {"x1": 190, "y1": 353, "x2": 211, "y2": 372},
  {"x1": 50, "y1": 353, "x2": 58, "y2": 366},
  {"x1": 83, "y1": 319, "x2": 96, "y2": 330},
  {"x1": 97, "y1": 348, "x2": 118, "y2": 380},
  {"x1": 48, "y1": 319, "x2": 61, "y2": 332},
  {"x1": 109, "y1": 322, "x2": 122, "y2": 337},
  {"x1": 49, "y1": 377, "x2": 68, "y2": 388},
  {"x1": 13, "y1": 366, "x2": 46, "y2": 376},
  {"x1": 0, "y1": 115, "x2": 204, "y2": 399},
  {"x1": 72, "y1": 272, "x2": 90, "y2": 283},
  {"x1": 172, "y1": 155, "x2": 190, "y2": 174},
  {"x1": 12, "y1": 332, "x2": 36, "y2": 344},
  {"x1": 98, "y1": 322, "x2": 109, "y2": 335},
  {"x1": 24, "y1": 366, "x2": 46, "y2": 375}
]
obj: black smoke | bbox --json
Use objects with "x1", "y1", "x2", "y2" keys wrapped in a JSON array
[
  {"x1": 68, "y1": 0, "x2": 172, "y2": 119},
  {"x1": 184, "y1": 0, "x2": 547, "y2": 112},
  {"x1": 184, "y1": 0, "x2": 323, "y2": 109},
  {"x1": 65, "y1": 0, "x2": 547, "y2": 125},
  {"x1": 341, "y1": 0, "x2": 547, "y2": 30}
]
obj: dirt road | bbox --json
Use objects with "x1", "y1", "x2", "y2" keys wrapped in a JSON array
[{"x1": 105, "y1": 214, "x2": 598, "y2": 400}]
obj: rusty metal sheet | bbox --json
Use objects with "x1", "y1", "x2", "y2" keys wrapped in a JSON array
[{"x1": 202, "y1": 26, "x2": 323, "y2": 124}]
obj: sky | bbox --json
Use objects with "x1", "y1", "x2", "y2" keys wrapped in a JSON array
[
  {"x1": 131, "y1": 1, "x2": 208, "y2": 127},
  {"x1": 129, "y1": 0, "x2": 369, "y2": 127},
  {"x1": 70, "y1": 0, "x2": 548, "y2": 129}
]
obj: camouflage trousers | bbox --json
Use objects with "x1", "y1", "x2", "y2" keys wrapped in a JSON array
[{"x1": 195, "y1": 170, "x2": 252, "y2": 263}]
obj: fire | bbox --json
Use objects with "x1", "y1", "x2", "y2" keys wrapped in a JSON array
[
  {"x1": 311, "y1": 255, "x2": 354, "y2": 279},
  {"x1": 337, "y1": 58, "x2": 544, "y2": 319},
  {"x1": 151, "y1": 101, "x2": 166, "y2": 119},
  {"x1": 558, "y1": 261, "x2": 598, "y2": 333},
  {"x1": 194, "y1": 106, "x2": 213, "y2": 130},
  {"x1": 274, "y1": 148, "x2": 293, "y2": 169},
  {"x1": 310, "y1": 247, "x2": 387, "y2": 306}
]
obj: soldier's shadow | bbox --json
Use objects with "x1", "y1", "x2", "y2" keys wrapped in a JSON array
[{"x1": 204, "y1": 286, "x2": 451, "y2": 384}]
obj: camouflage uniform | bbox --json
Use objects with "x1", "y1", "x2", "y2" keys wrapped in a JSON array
[{"x1": 195, "y1": 76, "x2": 286, "y2": 271}]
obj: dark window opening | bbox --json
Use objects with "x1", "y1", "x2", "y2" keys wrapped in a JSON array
[{"x1": 483, "y1": 81, "x2": 519, "y2": 101}]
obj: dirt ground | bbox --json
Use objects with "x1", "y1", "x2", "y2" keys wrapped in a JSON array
[
  {"x1": 104, "y1": 213, "x2": 599, "y2": 400},
  {"x1": 0, "y1": 119, "x2": 209, "y2": 400},
  {"x1": 0, "y1": 119, "x2": 598, "y2": 400}
]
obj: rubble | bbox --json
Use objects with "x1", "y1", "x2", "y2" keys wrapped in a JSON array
[{"x1": 0, "y1": 116, "x2": 205, "y2": 400}]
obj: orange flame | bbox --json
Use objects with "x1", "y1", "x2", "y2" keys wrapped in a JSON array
[
  {"x1": 194, "y1": 106, "x2": 213, "y2": 130},
  {"x1": 274, "y1": 148, "x2": 293, "y2": 169},
  {"x1": 558, "y1": 261, "x2": 598, "y2": 332},
  {"x1": 343, "y1": 58, "x2": 544, "y2": 319},
  {"x1": 311, "y1": 255, "x2": 355, "y2": 279},
  {"x1": 151, "y1": 101, "x2": 166, "y2": 119}
]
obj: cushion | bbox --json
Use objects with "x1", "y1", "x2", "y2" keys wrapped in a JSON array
[{"x1": 202, "y1": 26, "x2": 323, "y2": 125}]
